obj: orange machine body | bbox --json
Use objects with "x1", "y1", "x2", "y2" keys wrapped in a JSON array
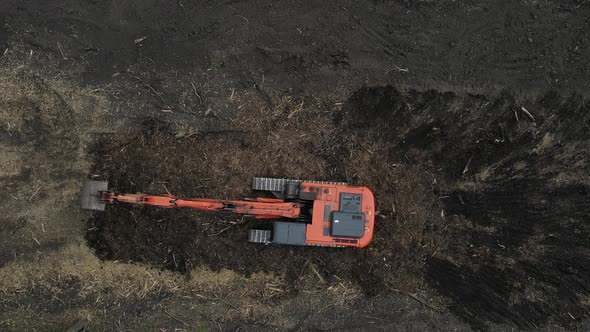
[
  {"x1": 298, "y1": 182, "x2": 375, "y2": 248},
  {"x1": 103, "y1": 193, "x2": 302, "y2": 219},
  {"x1": 95, "y1": 180, "x2": 375, "y2": 248}
]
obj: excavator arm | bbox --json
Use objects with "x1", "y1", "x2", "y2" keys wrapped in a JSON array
[
  {"x1": 80, "y1": 178, "x2": 375, "y2": 248},
  {"x1": 98, "y1": 191, "x2": 303, "y2": 219}
]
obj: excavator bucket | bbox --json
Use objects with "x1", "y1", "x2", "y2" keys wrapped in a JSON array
[{"x1": 80, "y1": 179, "x2": 109, "y2": 211}]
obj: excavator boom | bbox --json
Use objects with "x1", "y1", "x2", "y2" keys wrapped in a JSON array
[
  {"x1": 99, "y1": 191, "x2": 302, "y2": 219},
  {"x1": 81, "y1": 177, "x2": 375, "y2": 248}
]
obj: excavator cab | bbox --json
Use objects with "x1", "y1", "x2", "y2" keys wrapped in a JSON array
[{"x1": 248, "y1": 178, "x2": 375, "y2": 248}]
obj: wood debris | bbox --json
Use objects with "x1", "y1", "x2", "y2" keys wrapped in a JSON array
[{"x1": 520, "y1": 106, "x2": 535, "y2": 121}]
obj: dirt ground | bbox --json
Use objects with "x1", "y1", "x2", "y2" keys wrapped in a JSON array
[{"x1": 1, "y1": 1, "x2": 589, "y2": 331}]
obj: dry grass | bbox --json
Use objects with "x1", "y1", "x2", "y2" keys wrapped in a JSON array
[
  {"x1": 0, "y1": 72, "x2": 371, "y2": 331},
  {"x1": 3, "y1": 57, "x2": 586, "y2": 330}
]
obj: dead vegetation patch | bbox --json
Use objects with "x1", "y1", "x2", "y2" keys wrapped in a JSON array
[{"x1": 86, "y1": 86, "x2": 590, "y2": 330}]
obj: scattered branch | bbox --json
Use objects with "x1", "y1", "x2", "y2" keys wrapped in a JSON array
[
  {"x1": 190, "y1": 82, "x2": 203, "y2": 103},
  {"x1": 57, "y1": 42, "x2": 68, "y2": 60},
  {"x1": 386, "y1": 64, "x2": 409, "y2": 73},
  {"x1": 391, "y1": 288, "x2": 445, "y2": 313},
  {"x1": 308, "y1": 261, "x2": 326, "y2": 284},
  {"x1": 462, "y1": 157, "x2": 472, "y2": 175},
  {"x1": 128, "y1": 72, "x2": 170, "y2": 107},
  {"x1": 520, "y1": 106, "x2": 535, "y2": 121}
]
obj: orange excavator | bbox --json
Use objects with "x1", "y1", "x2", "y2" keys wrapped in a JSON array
[{"x1": 81, "y1": 177, "x2": 375, "y2": 248}]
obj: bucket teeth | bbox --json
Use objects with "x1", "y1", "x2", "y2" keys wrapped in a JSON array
[{"x1": 80, "y1": 179, "x2": 109, "y2": 211}]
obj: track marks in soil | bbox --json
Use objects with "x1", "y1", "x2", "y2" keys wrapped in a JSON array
[
  {"x1": 418, "y1": 92, "x2": 590, "y2": 329},
  {"x1": 436, "y1": 181, "x2": 590, "y2": 329}
]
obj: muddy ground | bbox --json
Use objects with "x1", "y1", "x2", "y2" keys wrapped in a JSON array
[{"x1": 0, "y1": 1, "x2": 589, "y2": 331}]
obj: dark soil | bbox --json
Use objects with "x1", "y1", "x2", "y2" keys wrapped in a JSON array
[
  {"x1": 86, "y1": 86, "x2": 590, "y2": 329},
  {"x1": 2, "y1": 0, "x2": 590, "y2": 330},
  {"x1": 85, "y1": 87, "x2": 446, "y2": 296}
]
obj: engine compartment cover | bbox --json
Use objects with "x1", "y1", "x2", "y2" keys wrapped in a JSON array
[
  {"x1": 331, "y1": 212, "x2": 365, "y2": 238},
  {"x1": 273, "y1": 222, "x2": 306, "y2": 245}
]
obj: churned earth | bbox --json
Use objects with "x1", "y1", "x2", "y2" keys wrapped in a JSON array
[{"x1": 0, "y1": 1, "x2": 589, "y2": 331}]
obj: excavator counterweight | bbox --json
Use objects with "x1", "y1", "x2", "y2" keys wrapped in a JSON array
[{"x1": 81, "y1": 177, "x2": 375, "y2": 248}]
